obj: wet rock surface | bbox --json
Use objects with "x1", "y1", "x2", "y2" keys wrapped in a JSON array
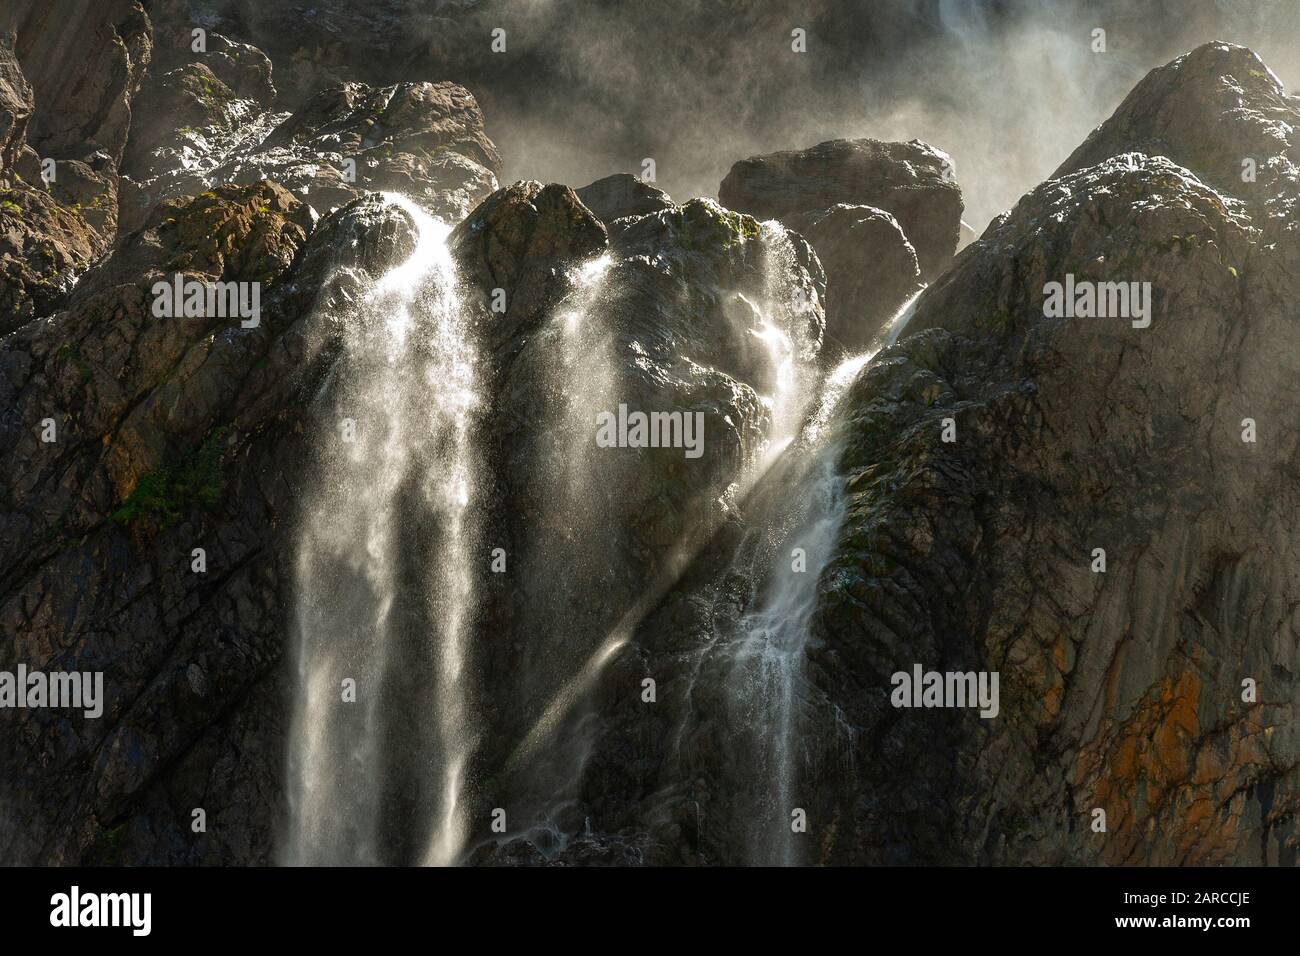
[
  {"x1": 123, "y1": 71, "x2": 500, "y2": 233},
  {"x1": 471, "y1": 44, "x2": 1300, "y2": 866},
  {"x1": 450, "y1": 185, "x2": 825, "y2": 841},
  {"x1": 0, "y1": 3, "x2": 1295, "y2": 871},
  {"x1": 786, "y1": 203, "x2": 923, "y2": 354}
]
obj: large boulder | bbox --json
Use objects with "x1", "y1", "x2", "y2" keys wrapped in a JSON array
[
  {"x1": 575, "y1": 173, "x2": 674, "y2": 225},
  {"x1": 450, "y1": 180, "x2": 608, "y2": 352},
  {"x1": 122, "y1": 62, "x2": 264, "y2": 183},
  {"x1": 785, "y1": 203, "x2": 923, "y2": 354},
  {"x1": 719, "y1": 138, "x2": 964, "y2": 282}
]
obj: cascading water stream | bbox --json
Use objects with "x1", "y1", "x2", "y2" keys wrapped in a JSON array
[
  {"x1": 282, "y1": 198, "x2": 916, "y2": 866},
  {"x1": 498, "y1": 221, "x2": 825, "y2": 839},
  {"x1": 283, "y1": 194, "x2": 483, "y2": 866},
  {"x1": 725, "y1": 288, "x2": 924, "y2": 865}
]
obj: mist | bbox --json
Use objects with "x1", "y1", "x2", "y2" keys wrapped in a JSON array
[
  {"x1": 450, "y1": 0, "x2": 1300, "y2": 232},
  {"x1": 202, "y1": 0, "x2": 1300, "y2": 231}
]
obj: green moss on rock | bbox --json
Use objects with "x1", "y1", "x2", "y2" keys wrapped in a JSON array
[{"x1": 112, "y1": 426, "x2": 231, "y2": 527}]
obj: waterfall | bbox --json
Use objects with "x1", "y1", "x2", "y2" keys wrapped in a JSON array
[
  {"x1": 283, "y1": 194, "x2": 483, "y2": 866},
  {"x1": 754, "y1": 220, "x2": 821, "y2": 462},
  {"x1": 486, "y1": 250, "x2": 619, "y2": 841},
  {"x1": 496, "y1": 221, "x2": 825, "y2": 845},
  {"x1": 724, "y1": 363, "x2": 855, "y2": 866},
  {"x1": 280, "y1": 198, "x2": 912, "y2": 866},
  {"x1": 725, "y1": 288, "x2": 923, "y2": 865}
]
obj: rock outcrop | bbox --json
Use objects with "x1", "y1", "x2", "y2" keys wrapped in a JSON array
[
  {"x1": 718, "y1": 138, "x2": 960, "y2": 355},
  {"x1": 575, "y1": 174, "x2": 675, "y2": 225},
  {"x1": 719, "y1": 138, "x2": 964, "y2": 282},
  {"x1": 5, "y1": 0, "x2": 152, "y2": 165},
  {"x1": 1055, "y1": 42, "x2": 1300, "y2": 216},
  {"x1": 785, "y1": 203, "x2": 923, "y2": 354},
  {"x1": 0, "y1": 182, "x2": 105, "y2": 332},
  {"x1": 0, "y1": 33, "x2": 32, "y2": 175},
  {"x1": 449, "y1": 185, "x2": 825, "y2": 838},
  {"x1": 0, "y1": 35, "x2": 116, "y2": 333},
  {"x1": 123, "y1": 75, "x2": 500, "y2": 232}
]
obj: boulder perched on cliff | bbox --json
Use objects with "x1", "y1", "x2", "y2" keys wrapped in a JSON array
[
  {"x1": 575, "y1": 173, "x2": 674, "y2": 225},
  {"x1": 785, "y1": 203, "x2": 923, "y2": 353},
  {"x1": 719, "y1": 138, "x2": 963, "y2": 282},
  {"x1": 450, "y1": 180, "x2": 608, "y2": 351}
]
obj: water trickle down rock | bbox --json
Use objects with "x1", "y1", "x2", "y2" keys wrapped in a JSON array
[{"x1": 503, "y1": 42, "x2": 1299, "y2": 867}]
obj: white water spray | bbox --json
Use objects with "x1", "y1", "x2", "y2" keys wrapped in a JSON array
[
  {"x1": 727, "y1": 287, "x2": 924, "y2": 865},
  {"x1": 505, "y1": 223, "x2": 824, "y2": 779},
  {"x1": 284, "y1": 194, "x2": 483, "y2": 867}
]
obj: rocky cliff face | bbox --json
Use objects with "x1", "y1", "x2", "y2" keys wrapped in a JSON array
[
  {"x1": 119, "y1": 44, "x2": 500, "y2": 232},
  {"x1": 469, "y1": 42, "x2": 1300, "y2": 866},
  {"x1": 0, "y1": 0, "x2": 1294, "y2": 869},
  {"x1": 5, "y1": 0, "x2": 152, "y2": 167},
  {"x1": 805, "y1": 143, "x2": 1298, "y2": 864},
  {"x1": 0, "y1": 0, "x2": 499, "y2": 862}
]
